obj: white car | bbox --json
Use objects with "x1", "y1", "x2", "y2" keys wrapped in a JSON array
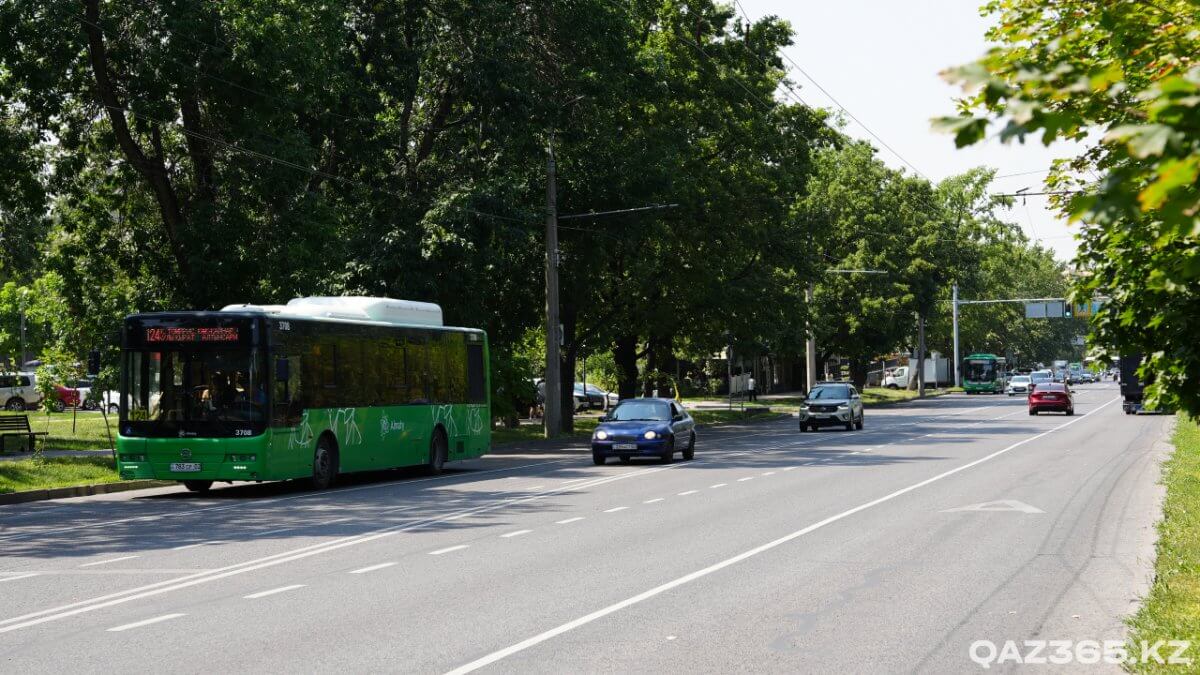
[
  {"x1": 1, "y1": 372, "x2": 42, "y2": 411},
  {"x1": 100, "y1": 390, "x2": 130, "y2": 414},
  {"x1": 1006, "y1": 375, "x2": 1033, "y2": 396}
]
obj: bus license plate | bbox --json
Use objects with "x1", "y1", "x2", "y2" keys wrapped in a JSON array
[
  {"x1": 613, "y1": 443, "x2": 637, "y2": 450},
  {"x1": 170, "y1": 462, "x2": 201, "y2": 472}
]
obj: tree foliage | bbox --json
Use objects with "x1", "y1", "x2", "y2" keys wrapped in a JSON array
[{"x1": 938, "y1": 0, "x2": 1200, "y2": 413}]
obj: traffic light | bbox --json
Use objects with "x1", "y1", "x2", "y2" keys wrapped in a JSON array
[{"x1": 87, "y1": 349, "x2": 101, "y2": 376}]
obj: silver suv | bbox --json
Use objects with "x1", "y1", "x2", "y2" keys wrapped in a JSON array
[
  {"x1": 1, "y1": 372, "x2": 42, "y2": 411},
  {"x1": 799, "y1": 382, "x2": 864, "y2": 432}
]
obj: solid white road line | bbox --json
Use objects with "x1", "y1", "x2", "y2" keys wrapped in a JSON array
[
  {"x1": 107, "y1": 613, "x2": 185, "y2": 632},
  {"x1": 79, "y1": 556, "x2": 139, "y2": 568},
  {"x1": 444, "y1": 397, "x2": 1120, "y2": 674},
  {"x1": 644, "y1": 498, "x2": 665, "y2": 504},
  {"x1": 0, "y1": 573, "x2": 38, "y2": 583},
  {"x1": 244, "y1": 584, "x2": 306, "y2": 599},
  {"x1": 429, "y1": 545, "x2": 469, "y2": 556},
  {"x1": 349, "y1": 562, "x2": 397, "y2": 575},
  {"x1": 556, "y1": 517, "x2": 584, "y2": 525},
  {"x1": 604, "y1": 507, "x2": 628, "y2": 513},
  {"x1": 501, "y1": 530, "x2": 532, "y2": 538},
  {"x1": 677, "y1": 490, "x2": 698, "y2": 496}
]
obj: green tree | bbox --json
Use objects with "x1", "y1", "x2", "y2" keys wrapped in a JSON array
[{"x1": 937, "y1": 0, "x2": 1200, "y2": 413}]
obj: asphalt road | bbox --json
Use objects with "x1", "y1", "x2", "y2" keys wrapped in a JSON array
[{"x1": 0, "y1": 383, "x2": 1169, "y2": 673}]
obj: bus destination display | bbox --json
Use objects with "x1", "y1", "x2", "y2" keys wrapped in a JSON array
[{"x1": 145, "y1": 326, "x2": 240, "y2": 343}]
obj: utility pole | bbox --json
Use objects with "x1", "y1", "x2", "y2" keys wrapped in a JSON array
[
  {"x1": 952, "y1": 284, "x2": 961, "y2": 388},
  {"x1": 543, "y1": 136, "x2": 561, "y2": 438},
  {"x1": 727, "y1": 338, "x2": 733, "y2": 411},
  {"x1": 917, "y1": 312, "x2": 927, "y2": 398},
  {"x1": 805, "y1": 281, "x2": 816, "y2": 392}
]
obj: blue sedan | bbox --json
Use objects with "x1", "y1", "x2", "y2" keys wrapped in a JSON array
[{"x1": 591, "y1": 398, "x2": 696, "y2": 465}]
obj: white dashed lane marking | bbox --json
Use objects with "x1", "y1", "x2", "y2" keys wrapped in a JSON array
[
  {"x1": 710, "y1": 483, "x2": 727, "y2": 488},
  {"x1": 80, "y1": 556, "x2": 139, "y2": 568},
  {"x1": 737, "y1": 477, "x2": 754, "y2": 482},
  {"x1": 501, "y1": 530, "x2": 532, "y2": 538},
  {"x1": 677, "y1": 490, "x2": 698, "y2": 496},
  {"x1": 349, "y1": 562, "x2": 396, "y2": 574},
  {"x1": 556, "y1": 517, "x2": 584, "y2": 525},
  {"x1": 0, "y1": 573, "x2": 38, "y2": 583},
  {"x1": 244, "y1": 584, "x2": 306, "y2": 599},
  {"x1": 430, "y1": 545, "x2": 470, "y2": 556},
  {"x1": 644, "y1": 498, "x2": 665, "y2": 504},
  {"x1": 604, "y1": 507, "x2": 629, "y2": 513},
  {"x1": 107, "y1": 613, "x2": 185, "y2": 632}
]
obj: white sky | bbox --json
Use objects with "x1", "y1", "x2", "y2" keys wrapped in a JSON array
[{"x1": 738, "y1": 0, "x2": 1084, "y2": 261}]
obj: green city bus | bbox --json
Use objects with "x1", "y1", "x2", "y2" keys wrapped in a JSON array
[
  {"x1": 115, "y1": 297, "x2": 490, "y2": 492},
  {"x1": 962, "y1": 353, "x2": 1007, "y2": 394}
]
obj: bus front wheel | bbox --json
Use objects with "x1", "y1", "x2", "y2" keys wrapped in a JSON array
[
  {"x1": 182, "y1": 480, "x2": 212, "y2": 493},
  {"x1": 427, "y1": 429, "x2": 447, "y2": 475},
  {"x1": 310, "y1": 437, "x2": 337, "y2": 490}
]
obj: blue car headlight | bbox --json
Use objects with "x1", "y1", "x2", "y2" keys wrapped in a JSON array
[
  {"x1": 643, "y1": 430, "x2": 657, "y2": 440},
  {"x1": 595, "y1": 430, "x2": 609, "y2": 440}
]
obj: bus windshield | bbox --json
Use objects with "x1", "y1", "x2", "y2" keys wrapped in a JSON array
[
  {"x1": 964, "y1": 359, "x2": 997, "y2": 382},
  {"x1": 123, "y1": 348, "x2": 266, "y2": 436}
]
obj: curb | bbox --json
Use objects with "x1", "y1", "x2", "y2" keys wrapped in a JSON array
[{"x1": 0, "y1": 480, "x2": 174, "y2": 506}]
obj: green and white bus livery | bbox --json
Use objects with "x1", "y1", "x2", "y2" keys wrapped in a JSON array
[
  {"x1": 962, "y1": 353, "x2": 1007, "y2": 394},
  {"x1": 116, "y1": 297, "x2": 490, "y2": 492}
]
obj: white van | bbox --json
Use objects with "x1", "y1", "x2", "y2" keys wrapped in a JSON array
[{"x1": 1, "y1": 372, "x2": 42, "y2": 411}]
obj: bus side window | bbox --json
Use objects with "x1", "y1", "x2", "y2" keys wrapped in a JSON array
[
  {"x1": 467, "y1": 343, "x2": 486, "y2": 404},
  {"x1": 407, "y1": 335, "x2": 429, "y2": 404}
]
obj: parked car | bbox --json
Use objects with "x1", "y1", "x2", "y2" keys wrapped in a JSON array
[
  {"x1": 1005, "y1": 374, "x2": 1033, "y2": 396},
  {"x1": 44, "y1": 377, "x2": 98, "y2": 412},
  {"x1": 100, "y1": 390, "x2": 128, "y2": 414},
  {"x1": 0, "y1": 372, "x2": 42, "y2": 411},
  {"x1": 574, "y1": 383, "x2": 617, "y2": 409},
  {"x1": 1029, "y1": 382, "x2": 1074, "y2": 416},
  {"x1": 591, "y1": 398, "x2": 695, "y2": 465},
  {"x1": 799, "y1": 382, "x2": 864, "y2": 431},
  {"x1": 536, "y1": 380, "x2": 588, "y2": 412}
]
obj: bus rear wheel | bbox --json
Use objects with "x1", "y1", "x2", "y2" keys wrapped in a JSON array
[
  {"x1": 310, "y1": 437, "x2": 337, "y2": 490},
  {"x1": 182, "y1": 480, "x2": 212, "y2": 493},
  {"x1": 427, "y1": 429, "x2": 448, "y2": 475}
]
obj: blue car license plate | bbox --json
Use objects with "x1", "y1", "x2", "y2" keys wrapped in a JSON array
[{"x1": 613, "y1": 443, "x2": 637, "y2": 450}]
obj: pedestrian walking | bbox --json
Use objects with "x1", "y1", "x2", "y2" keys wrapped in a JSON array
[{"x1": 747, "y1": 375, "x2": 757, "y2": 402}]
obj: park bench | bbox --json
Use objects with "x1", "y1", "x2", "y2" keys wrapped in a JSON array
[{"x1": 0, "y1": 414, "x2": 48, "y2": 453}]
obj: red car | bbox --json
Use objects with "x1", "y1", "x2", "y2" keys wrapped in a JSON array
[
  {"x1": 1028, "y1": 382, "x2": 1074, "y2": 416},
  {"x1": 52, "y1": 384, "x2": 84, "y2": 412}
]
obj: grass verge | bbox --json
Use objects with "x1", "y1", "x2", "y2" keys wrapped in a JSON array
[
  {"x1": 1127, "y1": 416, "x2": 1200, "y2": 672},
  {"x1": 0, "y1": 456, "x2": 120, "y2": 494},
  {"x1": 0, "y1": 410, "x2": 115, "y2": 453}
]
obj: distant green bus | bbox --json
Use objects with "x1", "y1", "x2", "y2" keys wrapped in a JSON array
[
  {"x1": 963, "y1": 353, "x2": 1006, "y2": 394},
  {"x1": 116, "y1": 297, "x2": 490, "y2": 492}
]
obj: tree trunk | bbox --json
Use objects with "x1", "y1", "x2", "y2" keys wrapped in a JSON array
[
  {"x1": 614, "y1": 334, "x2": 639, "y2": 400},
  {"x1": 642, "y1": 338, "x2": 657, "y2": 397},
  {"x1": 849, "y1": 357, "x2": 869, "y2": 390}
]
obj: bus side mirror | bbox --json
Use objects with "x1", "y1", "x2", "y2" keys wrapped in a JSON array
[{"x1": 275, "y1": 358, "x2": 290, "y2": 384}]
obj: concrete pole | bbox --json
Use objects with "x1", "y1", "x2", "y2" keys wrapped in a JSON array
[
  {"x1": 805, "y1": 282, "x2": 817, "y2": 392},
  {"x1": 917, "y1": 312, "x2": 927, "y2": 398},
  {"x1": 543, "y1": 137, "x2": 561, "y2": 438},
  {"x1": 952, "y1": 284, "x2": 961, "y2": 388}
]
